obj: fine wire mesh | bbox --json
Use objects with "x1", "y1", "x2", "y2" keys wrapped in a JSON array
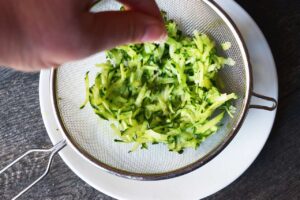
[{"x1": 54, "y1": 0, "x2": 248, "y2": 174}]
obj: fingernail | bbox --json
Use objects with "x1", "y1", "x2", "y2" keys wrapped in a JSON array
[
  {"x1": 143, "y1": 24, "x2": 167, "y2": 43},
  {"x1": 155, "y1": 33, "x2": 168, "y2": 44}
]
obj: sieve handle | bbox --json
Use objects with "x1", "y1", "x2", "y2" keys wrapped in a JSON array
[
  {"x1": 0, "y1": 140, "x2": 67, "y2": 200},
  {"x1": 249, "y1": 92, "x2": 278, "y2": 111}
]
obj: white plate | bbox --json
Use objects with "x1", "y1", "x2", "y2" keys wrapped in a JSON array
[{"x1": 39, "y1": 0, "x2": 278, "y2": 199}]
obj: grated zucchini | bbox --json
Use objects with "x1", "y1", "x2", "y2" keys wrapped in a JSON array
[{"x1": 81, "y1": 12, "x2": 237, "y2": 153}]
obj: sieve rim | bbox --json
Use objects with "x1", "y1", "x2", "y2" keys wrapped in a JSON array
[{"x1": 50, "y1": 0, "x2": 253, "y2": 181}]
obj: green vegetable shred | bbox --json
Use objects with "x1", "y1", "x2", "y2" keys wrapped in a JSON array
[{"x1": 81, "y1": 12, "x2": 237, "y2": 153}]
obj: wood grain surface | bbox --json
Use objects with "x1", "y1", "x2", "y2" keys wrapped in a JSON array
[{"x1": 0, "y1": 0, "x2": 299, "y2": 199}]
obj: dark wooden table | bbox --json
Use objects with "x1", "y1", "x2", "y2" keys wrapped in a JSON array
[{"x1": 1, "y1": 0, "x2": 299, "y2": 199}]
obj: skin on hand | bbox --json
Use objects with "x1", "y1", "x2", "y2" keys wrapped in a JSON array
[{"x1": 0, "y1": 0, "x2": 167, "y2": 71}]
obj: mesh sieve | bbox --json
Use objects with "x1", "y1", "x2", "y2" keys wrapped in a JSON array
[{"x1": 51, "y1": 0, "x2": 251, "y2": 180}]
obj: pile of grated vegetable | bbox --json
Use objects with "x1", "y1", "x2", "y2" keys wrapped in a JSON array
[{"x1": 81, "y1": 12, "x2": 237, "y2": 153}]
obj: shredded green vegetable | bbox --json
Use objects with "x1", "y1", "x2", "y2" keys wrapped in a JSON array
[{"x1": 81, "y1": 12, "x2": 237, "y2": 153}]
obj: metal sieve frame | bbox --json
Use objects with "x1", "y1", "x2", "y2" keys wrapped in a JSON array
[{"x1": 49, "y1": 0, "x2": 277, "y2": 181}]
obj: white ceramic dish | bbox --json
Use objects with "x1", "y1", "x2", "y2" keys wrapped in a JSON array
[{"x1": 39, "y1": 0, "x2": 278, "y2": 199}]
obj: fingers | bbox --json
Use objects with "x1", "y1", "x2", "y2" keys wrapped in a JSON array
[
  {"x1": 79, "y1": 11, "x2": 166, "y2": 56},
  {"x1": 39, "y1": 1, "x2": 166, "y2": 69}
]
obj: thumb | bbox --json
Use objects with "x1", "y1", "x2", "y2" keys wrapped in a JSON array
[{"x1": 80, "y1": 11, "x2": 167, "y2": 54}]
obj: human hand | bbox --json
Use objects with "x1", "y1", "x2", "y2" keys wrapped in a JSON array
[{"x1": 0, "y1": 0, "x2": 166, "y2": 71}]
